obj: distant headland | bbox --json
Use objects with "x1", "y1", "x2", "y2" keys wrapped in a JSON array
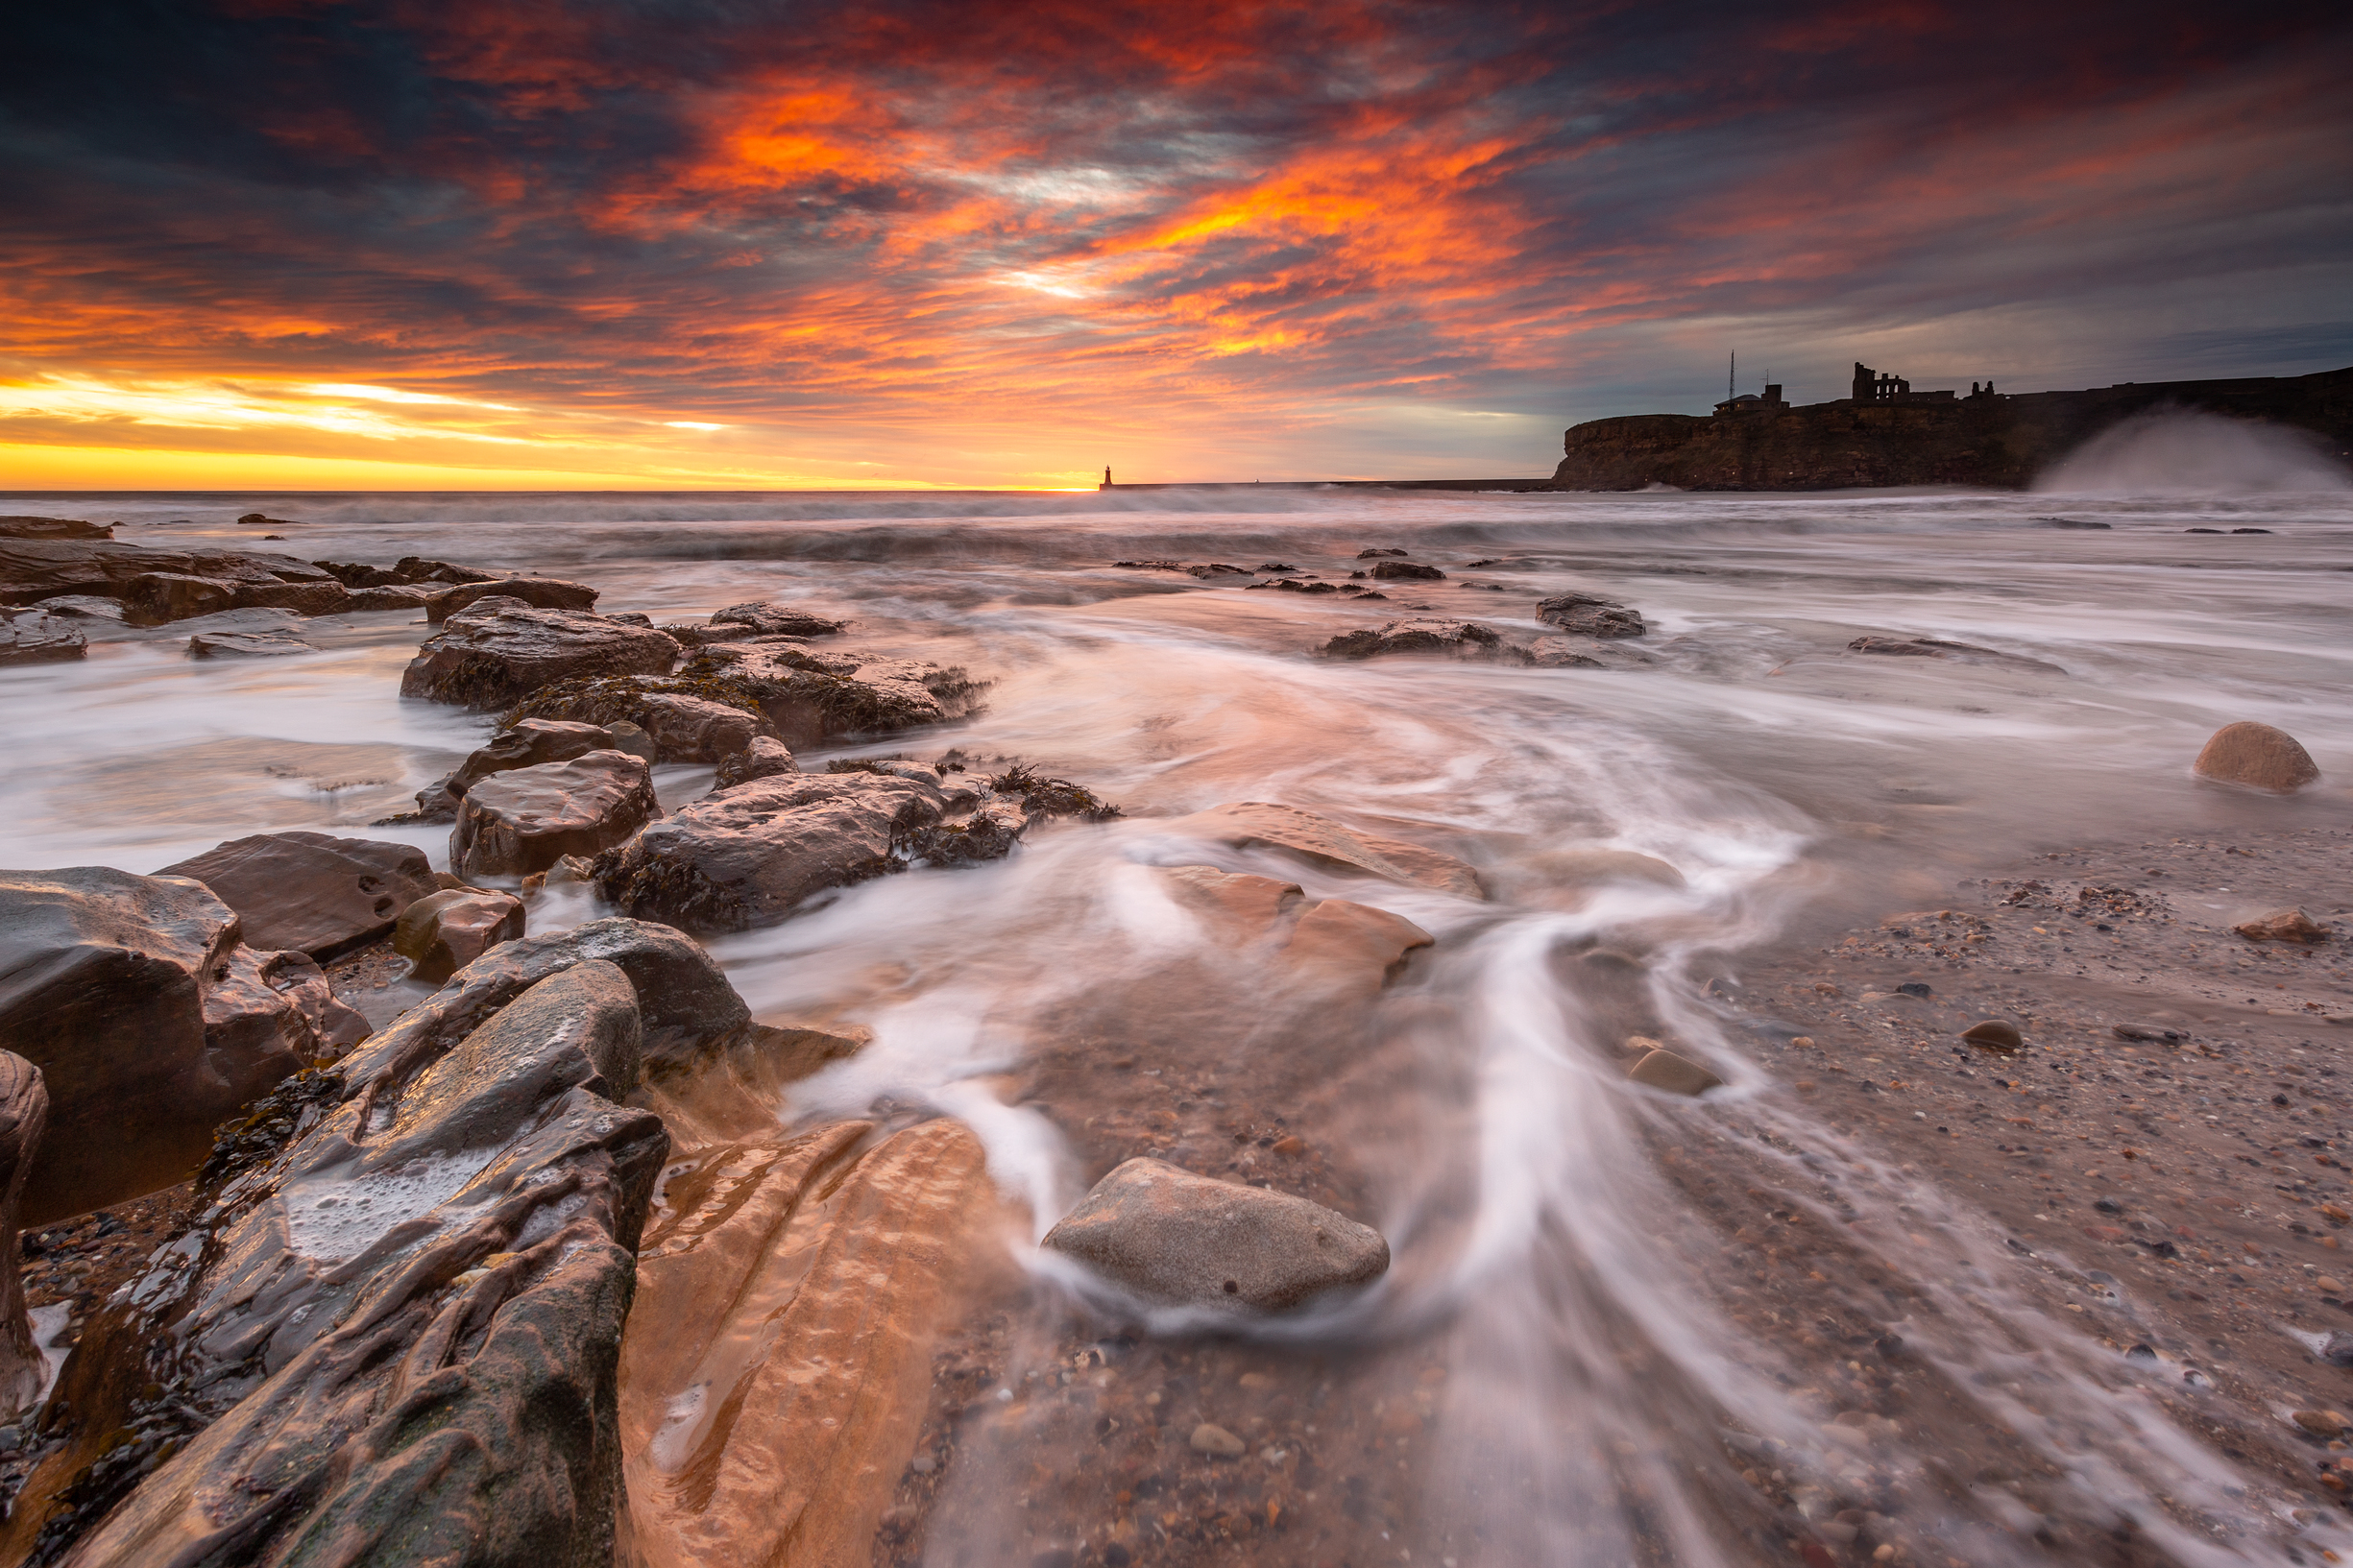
[{"x1": 1551, "y1": 361, "x2": 2353, "y2": 491}]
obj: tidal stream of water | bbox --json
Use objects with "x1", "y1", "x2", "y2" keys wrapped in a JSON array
[{"x1": 4, "y1": 470, "x2": 2349, "y2": 1564}]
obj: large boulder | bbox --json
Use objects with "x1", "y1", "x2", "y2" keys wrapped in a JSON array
[
  {"x1": 425, "y1": 576, "x2": 601, "y2": 623},
  {"x1": 1155, "y1": 801, "x2": 1486, "y2": 898},
  {"x1": 710, "y1": 600, "x2": 847, "y2": 639},
  {"x1": 1042, "y1": 1157, "x2": 1389, "y2": 1313},
  {"x1": 639, "y1": 692, "x2": 778, "y2": 762},
  {"x1": 1320, "y1": 617, "x2": 1521, "y2": 662},
  {"x1": 0, "y1": 1053, "x2": 46, "y2": 1423},
  {"x1": 12, "y1": 956, "x2": 672, "y2": 1568},
  {"x1": 0, "y1": 608, "x2": 86, "y2": 664},
  {"x1": 2194, "y1": 721, "x2": 2320, "y2": 792},
  {"x1": 409, "y1": 716, "x2": 622, "y2": 823},
  {"x1": 451, "y1": 750, "x2": 659, "y2": 878},
  {"x1": 394, "y1": 888, "x2": 527, "y2": 984},
  {"x1": 121, "y1": 571, "x2": 236, "y2": 624},
  {"x1": 0, "y1": 867, "x2": 365, "y2": 1224},
  {"x1": 158, "y1": 831, "x2": 439, "y2": 959},
  {"x1": 1536, "y1": 591, "x2": 1645, "y2": 639},
  {"x1": 400, "y1": 597, "x2": 680, "y2": 711},
  {"x1": 713, "y1": 735, "x2": 796, "y2": 788},
  {"x1": 677, "y1": 642, "x2": 982, "y2": 747},
  {"x1": 594, "y1": 771, "x2": 957, "y2": 932}
]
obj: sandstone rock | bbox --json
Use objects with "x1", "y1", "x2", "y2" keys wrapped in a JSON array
[
  {"x1": 346, "y1": 583, "x2": 439, "y2": 612},
  {"x1": 121, "y1": 571, "x2": 236, "y2": 624},
  {"x1": 2235, "y1": 907, "x2": 2328, "y2": 943},
  {"x1": 425, "y1": 575, "x2": 601, "y2": 622},
  {"x1": 2194, "y1": 721, "x2": 2321, "y2": 793},
  {"x1": 640, "y1": 692, "x2": 778, "y2": 762},
  {"x1": 0, "y1": 608, "x2": 86, "y2": 664},
  {"x1": 0, "y1": 867, "x2": 358, "y2": 1223},
  {"x1": 451, "y1": 750, "x2": 658, "y2": 878},
  {"x1": 1962, "y1": 1019, "x2": 2024, "y2": 1051},
  {"x1": 0, "y1": 538, "x2": 178, "y2": 602},
  {"x1": 158, "y1": 831, "x2": 438, "y2": 958},
  {"x1": 25, "y1": 959, "x2": 668, "y2": 1568},
  {"x1": 2295, "y1": 1411, "x2": 2350, "y2": 1437},
  {"x1": 1157, "y1": 801, "x2": 1484, "y2": 898},
  {"x1": 594, "y1": 770, "x2": 950, "y2": 932},
  {"x1": 230, "y1": 577, "x2": 351, "y2": 615},
  {"x1": 1626, "y1": 1048, "x2": 1723, "y2": 1096},
  {"x1": 713, "y1": 735, "x2": 796, "y2": 788},
  {"x1": 0, "y1": 516, "x2": 110, "y2": 541},
  {"x1": 1041, "y1": 1157, "x2": 1389, "y2": 1313},
  {"x1": 31, "y1": 594, "x2": 125, "y2": 620},
  {"x1": 395, "y1": 555, "x2": 501, "y2": 584},
  {"x1": 680, "y1": 641, "x2": 982, "y2": 748},
  {"x1": 606, "y1": 718, "x2": 659, "y2": 763},
  {"x1": 709, "y1": 600, "x2": 847, "y2": 639},
  {"x1": 400, "y1": 598, "x2": 680, "y2": 711},
  {"x1": 1527, "y1": 637, "x2": 1606, "y2": 667},
  {"x1": 1846, "y1": 635, "x2": 2063, "y2": 671},
  {"x1": 394, "y1": 888, "x2": 527, "y2": 985},
  {"x1": 0, "y1": 1053, "x2": 47, "y2": 1423},
  {"x1": 619, "y1": 1119, "x2": 987, "y2": 1567},
  {"x1": 1320, "y1": 616, "x2": 1521, "y2": 662},
  {"x1": 423, "y1": 717, "x2": 623, "y2": 820},
  {"x1": 1536, "y1": 592, "x2": 1645, "y2": 639},
  {"x1": 186, "y1": 629, "x2": 310, "y2": 658},
  {"x1": 1370, "y1": 560, "x2": 1444, "y2": 581},
  {"x1": 1356, "y1": 548, "x2": 1408, "y2": 559}
]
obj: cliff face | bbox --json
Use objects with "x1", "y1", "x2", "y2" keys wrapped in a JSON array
[{"x1": 1553, "y1": 365, "x2": 2353, "y2": 491}]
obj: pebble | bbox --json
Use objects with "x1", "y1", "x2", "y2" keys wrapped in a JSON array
[
  {"x1": 2294, "y1": 1411, "x2": 2350, "y2": 1437},
  {"x1": 1190, "y1": 1422, "x2": 1246, "y2": 1457},
  {"x1": 1961, "y1": 1020, "x2": 2023, "y2": 1050},
  {"x1": 2234, "y1": 908, "x2": 2328, "y2": 944}
]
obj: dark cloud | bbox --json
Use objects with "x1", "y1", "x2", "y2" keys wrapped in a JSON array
[{"x1": 2, "y1": 0, "x2": 2347, "y2": 483}]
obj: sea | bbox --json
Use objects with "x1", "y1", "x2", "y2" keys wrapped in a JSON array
[{"x1": 3, "y1": 412, "x2": 2349, "y2": 1563}]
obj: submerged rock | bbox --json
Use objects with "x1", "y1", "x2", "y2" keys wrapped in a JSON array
[
  {"x1": 0, "y1": 867, "x2": 363, "y2": 1224},
  {"x1": 400, "y1": 597, "x2": 681, "y2": 711},
  {"x1": 393, "y1": 887, "x2": 527, "y2": 984},
  {"x1": 1626, "y1": 1048, "x2": 1724, "y2": 1096},
  {"x1": 2193, "y1": 721, "x2": 2320, "y2": 793},
  {"x1": 451, "y1": 750, "x2": 658, "y2": 879},
  {"x1": 712, "y1": 734, "x2": 797, "y2": 788},
  {"x1": 1846, "y1": 635, "x2": 2060, "y2": 671},
  {"x1": 0, "y1": 1052, "x2": 46, "y2": 1423},
  {"x1": 19, "y1": 956, "x2": 671, "y2": 1568},
  {"x1": 185, "y1": 629, "x2": 311, "y2": 658},
  {"x1": 1536, "y1": 591, "x2": 1645, "y2": 639},
  {"x1": 0, "y1": 608, "x2": 86, "y2": 664},
  {"x1": 158, "y1": 831, "x2": 438, "y2": 959},
  {"x1": 1042, "y1": 1157, "x2": 1390, "y2": 1313},
  {"x1": 1157, "y1": 800, "x2": 1484, "y2": 898},
  {"x1": 1320, "y1": 616, "x2": 1520, "y2": 662}
]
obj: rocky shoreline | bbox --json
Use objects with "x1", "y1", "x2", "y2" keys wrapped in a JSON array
[{"x1": 0, "y1": 516, "x2": 2343, "y2": 1565}]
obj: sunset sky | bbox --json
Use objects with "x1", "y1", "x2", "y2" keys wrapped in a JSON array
[{"x1": 4, "y1": 0, "x2": 2348, "y2": 490}]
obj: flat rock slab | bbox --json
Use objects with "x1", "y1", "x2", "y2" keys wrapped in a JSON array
[
  {"x1": 158, "y1": 831, "x2": 438, "y2": 959},
  {"x1": 594, "y1": 771, "x2": 950, "y2": 932},
  {"x1": 0, "y1": 517, "x2": 110, "y2": 541},
  {"x1": 30, "y1": 595, "x2": 125, "y2": 621},
  {"x1": 1158, "y1": 801, "x2": 1484, "y2": 899},
  {"x1": 186, "y1": 630, "x2": 310, "y2": 658},
  {"x1": 1846, "y1": 635, "x2": 2061, "y2": 672},
  {"x1": 451, "y1": 750, "x2": 658, "y2": 878},
  {"x1": 709, "y1": 600, "x2": 846, "y2": 638},
  {"x1": 0, "y1": 609, "x2": 86, "y2": 664},
  {"x1": 2194, "y1": 721, "x2": 2320, "y2": 792},
  {"x1": 400, "y1": 597, "x2": 680, "y2": 711},
  {"x1": 1042, "y1": 1157, "x2": 1389, "y2": 1313}
]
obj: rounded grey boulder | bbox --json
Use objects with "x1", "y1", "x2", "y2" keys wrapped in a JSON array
[{"x1": 1041, "y1": 1157, "x2": 1389, "y2": 1313}]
